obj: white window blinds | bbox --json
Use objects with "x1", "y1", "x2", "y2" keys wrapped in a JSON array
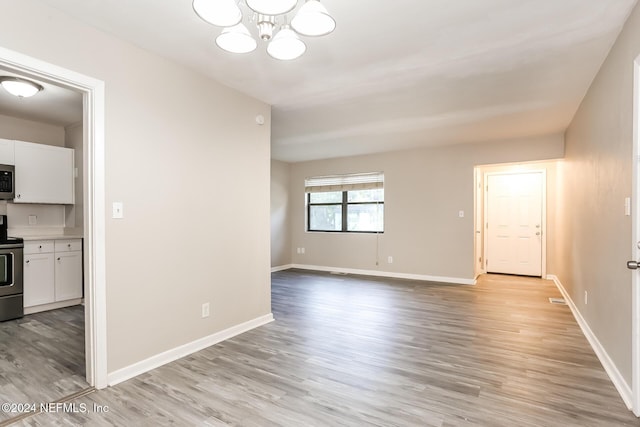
[{"x1": 305, "y1": 172, "x2": 384, "y2": 193}]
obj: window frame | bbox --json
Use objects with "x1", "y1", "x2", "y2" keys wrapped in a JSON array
[{"x1": 306, "y1": 190, "x2": 384, "y2": 233}]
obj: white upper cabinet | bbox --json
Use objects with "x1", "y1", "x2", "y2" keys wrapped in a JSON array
[
  {"x1": 14, "y1": 141, "x2": 74, "y2": 204},
  {"x1": 0, "y1": 139, "x2": 15, "y2": 165}
]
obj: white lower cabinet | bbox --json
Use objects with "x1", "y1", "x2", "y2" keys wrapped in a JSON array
[
  {"x1": 23, "y1": 238, "x2": 83, "y2": 312},
  {"x1": 23, "y1": 252, "x2": 54, "y2": 307}
]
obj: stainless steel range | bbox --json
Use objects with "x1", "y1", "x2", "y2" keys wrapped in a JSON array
[{"x1": 0, "y1": 215, "x2": 23, "y2": 322}]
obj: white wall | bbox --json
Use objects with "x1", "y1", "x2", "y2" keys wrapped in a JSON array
[
  {"x1": 556, "y1": 1, "x2": 640, "y2": 386},
  {"x1": 289, "y1": 134, "x2": 564, "y2": 282},
  {"x1": 64, "y1": 122, "x2": 83, "y2": 232},
  {"x1": 0, "y1": 0, "x2": 272, "y2": 373},
  {"x1": 271, "y1": 159, "x2": 292, "y2": 268},
  {"x1": 0, "y1": 113, "x2": 65, "y2": 146}
]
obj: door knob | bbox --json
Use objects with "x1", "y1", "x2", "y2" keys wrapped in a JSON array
[{"x1": 627, "y1": 261, "x2": 640, "y2": 270}]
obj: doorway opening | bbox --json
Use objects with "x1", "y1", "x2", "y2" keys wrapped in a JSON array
[
  {"x1": 0, "y1": 46, "x2": 107, "y2": 395},
  {"x1": 474, "y1": 161, "x2": 558, "y2": 280}
]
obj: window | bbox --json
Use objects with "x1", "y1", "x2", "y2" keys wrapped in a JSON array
[{"x1": 305, "y1": 172, "x2": 384, "y2": 233}]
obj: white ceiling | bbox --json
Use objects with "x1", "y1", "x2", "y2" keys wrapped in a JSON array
[
  {"x1": 26, "y1": 0, "x2": 640, "y2": 161},
  {"x1": 0, "y1": 67, "x2": 82, "y2": 127}
]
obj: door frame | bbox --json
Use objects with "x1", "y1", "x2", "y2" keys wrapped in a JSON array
[
  {"x1": 0, "y1": 46, "x2": 107, "y2": 388},
  {"x1": 482, "y1": 169, "x2": 547, "y2": 278},
  {"x1": 474, "y1": 168, "x2": 485, "y2": 278},
  {"x1": 631, "y1": 55, "x2": 640, "y2": 416}
]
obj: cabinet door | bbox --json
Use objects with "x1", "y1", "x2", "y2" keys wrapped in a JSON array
[
  {"x1": 14, "y1": 141, "x2": 74, "y2": 204},
  {"x1": 0, "y1": 139, "x2": 14, "y2": 165},
  {"x1": 23, "y1": 253, "x2": 55, "y2": 307},
  {"x1": 54, "y1": 251, "x2": 83, "y2": 301}
]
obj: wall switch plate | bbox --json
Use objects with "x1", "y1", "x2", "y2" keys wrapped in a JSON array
[
  {"x1": 112, "y1": 202, "x2": 124, "y2": 219},
  {"x1": 584, "y1": 291, "x2": 588, "y2": 305},
  {"x1": 459, "y1": 210, "x2": 465, "y2": 218},
  {"x1": 202, "y1": 302, "x2": 210, "y2": 318},
  {"x1": 388, "y1": 256, "x2": 393, "y2": 264},
  {"x1": 28, "y1": 215, "x2": 37, "y2": 225},
  {"x1": 625, "y1": 197, "x2": 631, "y2": 216},
  {"x1": 301, "y1": 247, "x2": 305, "y2": 254}
]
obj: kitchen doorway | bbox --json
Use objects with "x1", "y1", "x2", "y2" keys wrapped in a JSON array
[{"x1": 0, "y1": 46, "x2": 107, "y2": 392}]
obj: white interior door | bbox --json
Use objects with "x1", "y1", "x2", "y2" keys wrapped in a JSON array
[{"x1": 486, "y1": 171, "x2": 543, "y2": 276}]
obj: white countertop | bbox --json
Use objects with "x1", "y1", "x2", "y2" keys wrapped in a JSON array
[{"x1": 15, "y1": 235, "x2": 83, "y2": 241}]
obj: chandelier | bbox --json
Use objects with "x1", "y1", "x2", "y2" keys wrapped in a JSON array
[{"x1": 193, "y1": 0, "x2": 336, "y2": 61}]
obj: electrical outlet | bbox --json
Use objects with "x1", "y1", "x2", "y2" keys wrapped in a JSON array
[
  {"x1": 584, "y1": 291, "x2": 588, "y2": 305},
  {"x1": 28, "y1": 215, "x2": 37, "y2": 225},
  {"x1": 202, "y1": 302, "x2": 210, "y2": 318},
  {"x1": 301, "y1": 247, "x2": 305, "y2": 254},
  {"x1": 458, "y1": 210, "x2": 464, "y2": 218},
  {"x1": 388, "y1": 256, "x2": 393, "y2": 264}
]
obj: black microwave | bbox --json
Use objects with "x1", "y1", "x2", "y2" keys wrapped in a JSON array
[{"x1": 0, "y1": 165, "x2": 14, "y2": 200}]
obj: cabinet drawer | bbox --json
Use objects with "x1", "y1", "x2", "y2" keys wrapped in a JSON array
[
  {"x1": 24, "y1": 241, "x2": 55, "y2": 254},
  {"x1": 54, "y1": 239, "x2": 82, "y2": 253}
]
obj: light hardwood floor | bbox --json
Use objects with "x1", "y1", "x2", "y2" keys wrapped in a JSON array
[
  {"x1": 0, "y1": 305, "x2": 87, "y2": 424},
  {"x1": 7, "y1": 270, "x2": 640, "y2": 426}
]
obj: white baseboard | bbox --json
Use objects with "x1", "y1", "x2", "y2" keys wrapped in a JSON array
[
  {"x1": 547, "y1": 274, "x2": 632, "y2": 409},
  {"x1": 271, "y1": 264, "x2": 293, "y2": 272},
  {"x1": 24, "y1": 298, "x2": 83, "y2": 315},
  {"x1": 107, "y1": 313, "x2": 274, "y2": 387},
  {"x1": 291, "y1": 264, "x2": 476, "y2": 285}
]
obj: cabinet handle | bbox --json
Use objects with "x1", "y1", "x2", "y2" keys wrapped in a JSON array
[
  {"x1": 26, "y1": 260, "x2": 29, "y2": 264},
  {"x1": 68, "y1": 244, "x2": 71, "y2": 248},
  {"x1": 16, "y1": 194, "x2": 20, "y2": 199},
  {"x1": 39, "y1": 245, "x2": 42, "y2": 249},
  {"x1": 57, "y1": 257, "x2": 61, "y2": 261}
]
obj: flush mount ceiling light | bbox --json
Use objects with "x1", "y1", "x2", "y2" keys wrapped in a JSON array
[
  {"x1": 0, "y1": 76, "x2": 44, "y2": 98},
  {"x1": 193, "y1": 0, "x2": 335, "y2": 60}
]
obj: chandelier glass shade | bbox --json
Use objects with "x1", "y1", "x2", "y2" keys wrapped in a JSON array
[
  {"x1": 266, "y1": 25, "x2": 306, "y2": 60},
  {"x1": 291, "y1": 0, "x2": 335, "y2": 36},
  {"x1": 192, "y1": 0, "x2": 242, "y2": 27},
  {"x1": 0, "y1": 77, "x2": 44, "y2": 98},
  {"x1": 193, "y1": 0, "x2": 335, "y2": 60},
  {"x1": 215, "y1": 23, "x2": 258, "y2": 53},
  {"x1": 246, "y1": 0, "x2": 297, "y2": 16}
]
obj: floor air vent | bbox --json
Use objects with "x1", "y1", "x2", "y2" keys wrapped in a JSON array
[{"x1": 549, "y1": 297, "x2": 566, "y2": 305}]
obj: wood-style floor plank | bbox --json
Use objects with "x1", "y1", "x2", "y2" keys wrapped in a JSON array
[
  {"x1": 9, "y1": 271, "x2": 640, "y2": 426},
  {"x1": 0, "y1": 305, "x2": 87, "y2": 423}
]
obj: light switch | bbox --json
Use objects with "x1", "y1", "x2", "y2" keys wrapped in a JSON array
[
  {"x1": 112, "y1": 202, "x2": 124, "y2": 219},
  {"x1": 625, "y1": 197, "x2": 631, "y2": 216},
  {"x1": 458, "y1": 210, "x2": 465, "y2": 218}
]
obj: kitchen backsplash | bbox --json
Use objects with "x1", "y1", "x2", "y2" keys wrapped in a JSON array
[{"x1": 5, "y1": 202, "x2": 66, "y2": 230}]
